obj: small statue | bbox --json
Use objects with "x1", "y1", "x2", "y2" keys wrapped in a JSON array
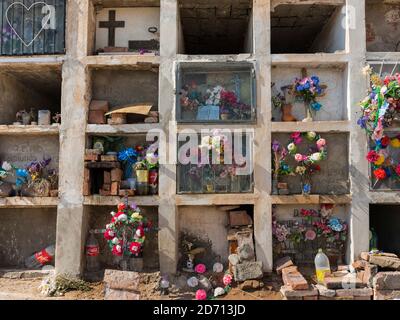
[{"x1": 52, "y1": 112, "x2": 61, "y2": 124}]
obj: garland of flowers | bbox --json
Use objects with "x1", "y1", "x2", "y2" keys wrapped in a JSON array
[
  {"x1": 104, "y1": 201, "x2": 152, "y2": 257},
  {"x1": 287, "y1": 132, "x2": 327, "y2": 193},
  {"x1": 358, "y1": 70, "x2": 400, "y2": 183}
]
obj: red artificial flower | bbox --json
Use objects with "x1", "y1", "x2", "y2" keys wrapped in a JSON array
[
  {"x1": 104, "y1": 229, "x2": 115, "y2": 240},
  {"x1": 129, "y1": 242, "x2": 141, "y2": 255},
  {"x1": 384, "y1": 76, "x2": 391, "y2": 86},
  {"x1": 366, "y1": 150, "x2": 379, "y2": 163},
  {"x1": 135, "y1": 226, "x2": 145, "y2": 238},
  {"x1": 112, "y1": 245, "x2": 123, "y2": 256},
  {"x1": 118, "y1": 203, "x2": 126, "y2": 211},
  {"x1": 373, "y1": 168, "x2": 387, "y2": 180},
  {"x1": 395, "y1": 164, "x2": 400, "y2": 176},
  {"x1": 381, "y1": 136, "x2": 390, "y2": 147},
  {"x1": 291, "y1": 132, "x2": 302, "y2": 144}
]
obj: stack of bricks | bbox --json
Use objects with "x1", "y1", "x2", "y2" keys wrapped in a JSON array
[
  {"x1": 88, "y1": 100, "x2": 109, "y2": 124},
  {"x1": 277, "y1": 256, "x2": 374, "y2": 300},
  {"x1": 100, "y1": 168, "x2": 123, "y2": 196},
  {"x1": 277, "y1": 257, "x2": 318, "y2": 300},
  {"x1": 353, "y1": 251, "x2": 400, "y2": 300}
]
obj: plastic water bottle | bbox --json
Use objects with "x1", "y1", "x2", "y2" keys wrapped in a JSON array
[
  {"x1": 86, "y1": 231, "x2": 101, "y2": 272},
  {"x1": 25, "y1": 244, "x2": 55, "y2": 269},
  {"x1": 315, "y1": 248, "x2": 331, "y2": 283}
]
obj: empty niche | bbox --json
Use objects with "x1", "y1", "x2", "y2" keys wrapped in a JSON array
[
  {"x1": 271, "y1": 2, "x2": 346, "y2": 54},
  {"x1": 0, "y1": 209, "x2": 57, "y2": 268},
  {"x1": 366, "y1": 0, "x2": 400, "y2": 52},
  {"x1": 0, "y1": 65, "x2": 62, "y2": 125},
  {"x1": 178, "y1": 0, "x2": 253, "y2": 54}
]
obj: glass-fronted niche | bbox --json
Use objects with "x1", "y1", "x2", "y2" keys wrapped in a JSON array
[
  {"x1": 176, "y1": 62, "x2": 256, "y2": 123},
  {"x1": 177, "y1": 132, "x2": 254, "y2": 194}
]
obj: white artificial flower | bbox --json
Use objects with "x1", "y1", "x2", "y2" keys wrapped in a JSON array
[
  {"x1": 112, "y1": 237, "x2": 120, "y2": 245},
  {"x1": 110, "y1": 211, "x2": 116, "y2": 216},
  {"x1": 287, "y1": 143, "x2": 296, "y2": 151},
  {"x1": 117, "y1": 214, "x2": 128, "y2": 222},
  {"x1": 1, "y1": 161, "x2": 12, "y2": 171},
  {"x1": 311, "y1": 152, "x2": 322, "y2": 162},
  {"x1": 307, "y1": 132, "x2": 316, "y2": 140}
]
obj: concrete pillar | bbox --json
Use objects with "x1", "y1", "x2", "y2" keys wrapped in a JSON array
[
  {"x1": 347, "y1": 0, "x2": 370, "y2": 262},
  {"x1": 55, "y1": 0, "x2": 91, "y2": 276},
  {"x1": 158, "y1": 0, "x2": 179, "y2": 274},
  {"x1": 253, "y1": 0, "x2": 273, "y2": 272}
]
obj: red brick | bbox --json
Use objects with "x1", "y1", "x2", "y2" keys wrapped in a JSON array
[
  {"x1": 111, "y1": 168, "x2": 123, "y2": 182},
  {"x1": 89, "y1": 100, "x2": 109, "y2": 111},
  {"x1": 103, "y1": 184, "x2": 111, "y2": 191},
  {"x1": 229, "y1": 210, "x2": 253, "y2": 227},
  {"x1": 110, "y1": 182, "x2": 119, "y2": 195},
  {"x1": 360, "y1": 252, "x2": 370, "y2": 261},
  {"x1": 101, "y1": 154, "x2": 118, "y2": 162},
  {"x1": 119, "y1": 189, "x2": 135, "y2": 196},
  {"x1": 88, "y1": 110, "x2": 106, "y2": 124},
  {"x1": 282, "y1": 270, "x2": 308, "y2": 290},
  {"x1": 352, "y1": 260, "x2": 367, "y2": 270},
  {"x1": 281, "y1": 266, "x2": 298, "y2": 276},
  {"x1": 275, "y1": 256, "x2": 294, "y2": 275},
  {"x1": 49, "y1": 190, "x2": 58, "y2": 197},
  {"x1": 83, "y1": 181, "x2": 90, "y2": 196},
  {"x1": 303, "y1": 296, "x2": 318, "y2": 300},
  {"x1": 99, "y1": 189, "x2": 111, "y2": 196},
  {"x1": 84, "y1": 168, "x2": 90, "y2": 182},
  {"x1": 104, "y1": 171, "x2": 111, "y2": 184},
  {"x1": 84, "y1": 154, "x2": 99, "y2": 162}
]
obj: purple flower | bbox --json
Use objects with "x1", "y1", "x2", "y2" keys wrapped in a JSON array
[
  {"x1": 272, "y1": 140, "x2": 281, "y2": 152},
  {"x1": 357, "y1": 116, "x2": 368, "y2": 129}
]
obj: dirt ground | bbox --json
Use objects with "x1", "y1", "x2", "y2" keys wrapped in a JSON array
[{"x1": 0, "y1": 271, "x2": 284, "y2": 300}]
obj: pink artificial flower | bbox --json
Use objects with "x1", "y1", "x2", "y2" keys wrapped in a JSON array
[
  {"x1": 223, "y1": 274, "x2": 233, "y2": 286},
  {"x1": 316, "y1": 138, "x2": 326, "y2": 150},
  {"x1": 195, "y1": 289, "x2": 207, "y2": 300},
  {"x1": 305, "y1": 229, "x2": 317, "y2": 241},
  {"x1": 294, "y1": 153, "x2": 303, "y2": 162},
  {"x1": 291, "y1": 132, "x2": 302, "y2": 144},
  {"x1": 195, "y1": 263, "x2": 206, "y2": 274}
]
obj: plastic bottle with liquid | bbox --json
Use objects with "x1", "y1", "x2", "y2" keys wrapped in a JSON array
[
  {"x1": 86, "y1": 231, "x2": 101, "y2": 272},
  {"x1": 314, "y1": 248, "x2": 331, "y2": 283},
  {"x1": 25, "y1": 244, "x2": 55, "y2": 269}
]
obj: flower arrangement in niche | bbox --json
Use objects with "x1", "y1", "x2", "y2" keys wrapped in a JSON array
[
  {"x1": 271, "y1": 140, "x2": 293, "y2": 194},
  {"x1": 26, "y1": 158, "x2": 54, "y2": 197},
  {"x1": 358, "y1": 69, "x2": 400, "y2": 187},
  {"x1": 287, "y1": 132, "x2": 327, "y2": 195},
  {"x1": 290, "y1": 74, "x2": 326, "y2": 122},
  {"x1": 104, "y1": 201, "x2": 152, "y2": 261}
]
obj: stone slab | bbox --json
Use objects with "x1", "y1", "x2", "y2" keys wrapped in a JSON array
[
  {"x1": 280, "y1": 285, "x2": 318, "y2": 298},
  {"x1": 314, "y1": 284, "x2": 335, "y2": 297},
  {"x1": 324, "y1": 274, "x2": 363, "y2": 289},
  {"x1": 103, "y1": 269, "x2": 140, "y2": 291},
  {"x1": 369, "y1": 255, "x2": 400, "y2": 270},
  {"x1": 373, "y1": 272, "x2": 400, "y2": 290},
  {"x1": 104, "y1": 287, "x2": 140, "y2": 300},
  {"x1": 335, "y1": 288, "x2": 373, "y2": 297},
  {"x1": 374, "y1": 289, "x2": 400, "y2": 300},
  {"x1": 364, "y1": 263, "x2": 378, "y2": 287},
  {"x1": 234, "y1": 261, "x2": 263, "y2": 282}
]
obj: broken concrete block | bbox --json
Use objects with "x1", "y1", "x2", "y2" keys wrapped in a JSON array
[
  {"x1": 363, "y1": 263, "x2": 378, "y2": 287},
  {"x1": 282, "y1": 269, "x2": 308, "y2": 290},
  {"x1": 236, "y1": 232, "x2": 255, "y2": 262},
  {"x1": 238, "y1": 280, "x2": 264, "y2": 291},
  {"x1": 228, "y1": 254, "x2": 240, "y2": 266},
  {"x1": 229, "y1": 210, "x2": 253, "y2": 227},
  {"x1": 104, "y1": 287, "x2": 140, "y2": 300},
  {"x1": 335, "y1": 288, "x2": 373, "y2": 298},
  {"x1": 374, "y1": 289, "x2": 400, "y2": 300},
  {"x1": 314, "y1": 284, "x2": 335, "y2": 297},
  {"x1": 275, "y1": 256, "x2": 294, "y2": 275},
  {"x1": 280, "y1": 285, "x2": 318, "y2": 299},
  {"x1": 360, "y1": 252, "x2": 370, "y2": 261},
  {"x1": 234, "y1": 261, "x2": 263, "y2": 282},
  {"x1": 103, "y1": 269, "x2": 140, "y2": 291},
  {"x1": 373, "y1": 272, "x2": 400, "y2": 290},
  {"x1": 369, "y1": 255, "x2": 400, "y2": 270}
]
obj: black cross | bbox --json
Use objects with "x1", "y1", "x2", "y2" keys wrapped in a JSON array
[{"x1": 99, "y1": 10, "x2": 125, "y2": 47}]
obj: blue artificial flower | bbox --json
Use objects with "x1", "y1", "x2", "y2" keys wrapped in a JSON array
[
  {"x1": 316, "y1": 86, "x2": 322, "y2": 95},
  {"x1": 329, "y1": 218, "x2": 343, "y2": 232},
  {"x1": 282, "y1": 164, "x2": 289, "y2": 171},
  {"x1": 311, "y1": 76, "x2": 320, "y2": 85},
  {"x1": 311, "y1": 102, "x2": 322, "y2": 111},
  {"x1": 296, "y1": 84, "x2": 304, "y2": 92},
  {"x1": 118, "y1": 148, "x2": 137, "y2": 162},
  {"x1": 384, "y1": 167, "x2": 392, "y2": 178},
  {"x1": 15, "y1": 169, "x2": 29, "y2": 188},
  {"x1": 357, "y1": 116, "x2": 367, "y2": 129},
  {"x1": 303, "y1": 82, "x2": 311, "y2": 90},
  {"x1": 302, "y1": 183, "x2": 311, "y2": 194}
]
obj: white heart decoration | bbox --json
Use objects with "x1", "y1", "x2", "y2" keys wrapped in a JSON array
[{"x1": 5, "y1": 1, "x2": 52, "y2": 48}]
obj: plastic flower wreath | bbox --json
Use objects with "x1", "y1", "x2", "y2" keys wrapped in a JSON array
[
  {"x1": 104, "y1": 201, "x2": 152, "y2": 257},
  {"x1": 118, "y1": 148, "x2": 138, "y2": 179}
]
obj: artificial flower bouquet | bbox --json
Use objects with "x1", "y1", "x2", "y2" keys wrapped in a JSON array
[{"x1": 104, "y1": 202, "x2": 152, "y2": 258}]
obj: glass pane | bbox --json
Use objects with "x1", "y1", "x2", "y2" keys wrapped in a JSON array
[{"x1": 177, "y1": 63, "x2": 255, "y2": 123}]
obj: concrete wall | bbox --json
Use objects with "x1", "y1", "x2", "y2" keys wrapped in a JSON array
[
  {"x1": 366, "y1": 1, "x2": 400, "y2": 52},
  {"x1": 179, "y1": 206, "x2": 229, "y2": 264},
  {"x1": 311, "y1": 6, "x2": 346, "y2": 53},
  {"x1": 272, "y1": 133, "x2": 350, "y2": 194},
  {"x1": 0, "y1": 136, "x2": 59, "y2": 170},
  {"x1": 95, "y1": 7, "x2": 160, "y2": 51},
  {"x1": 271, "y1": 65, "x2": 347, "y2": 121},
  {"x1": 91, "y1": 69, "x2": 159, "y2": 108},
  {"x1": 0, "y1": 209, "x2": 57, "y2": 267}
]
